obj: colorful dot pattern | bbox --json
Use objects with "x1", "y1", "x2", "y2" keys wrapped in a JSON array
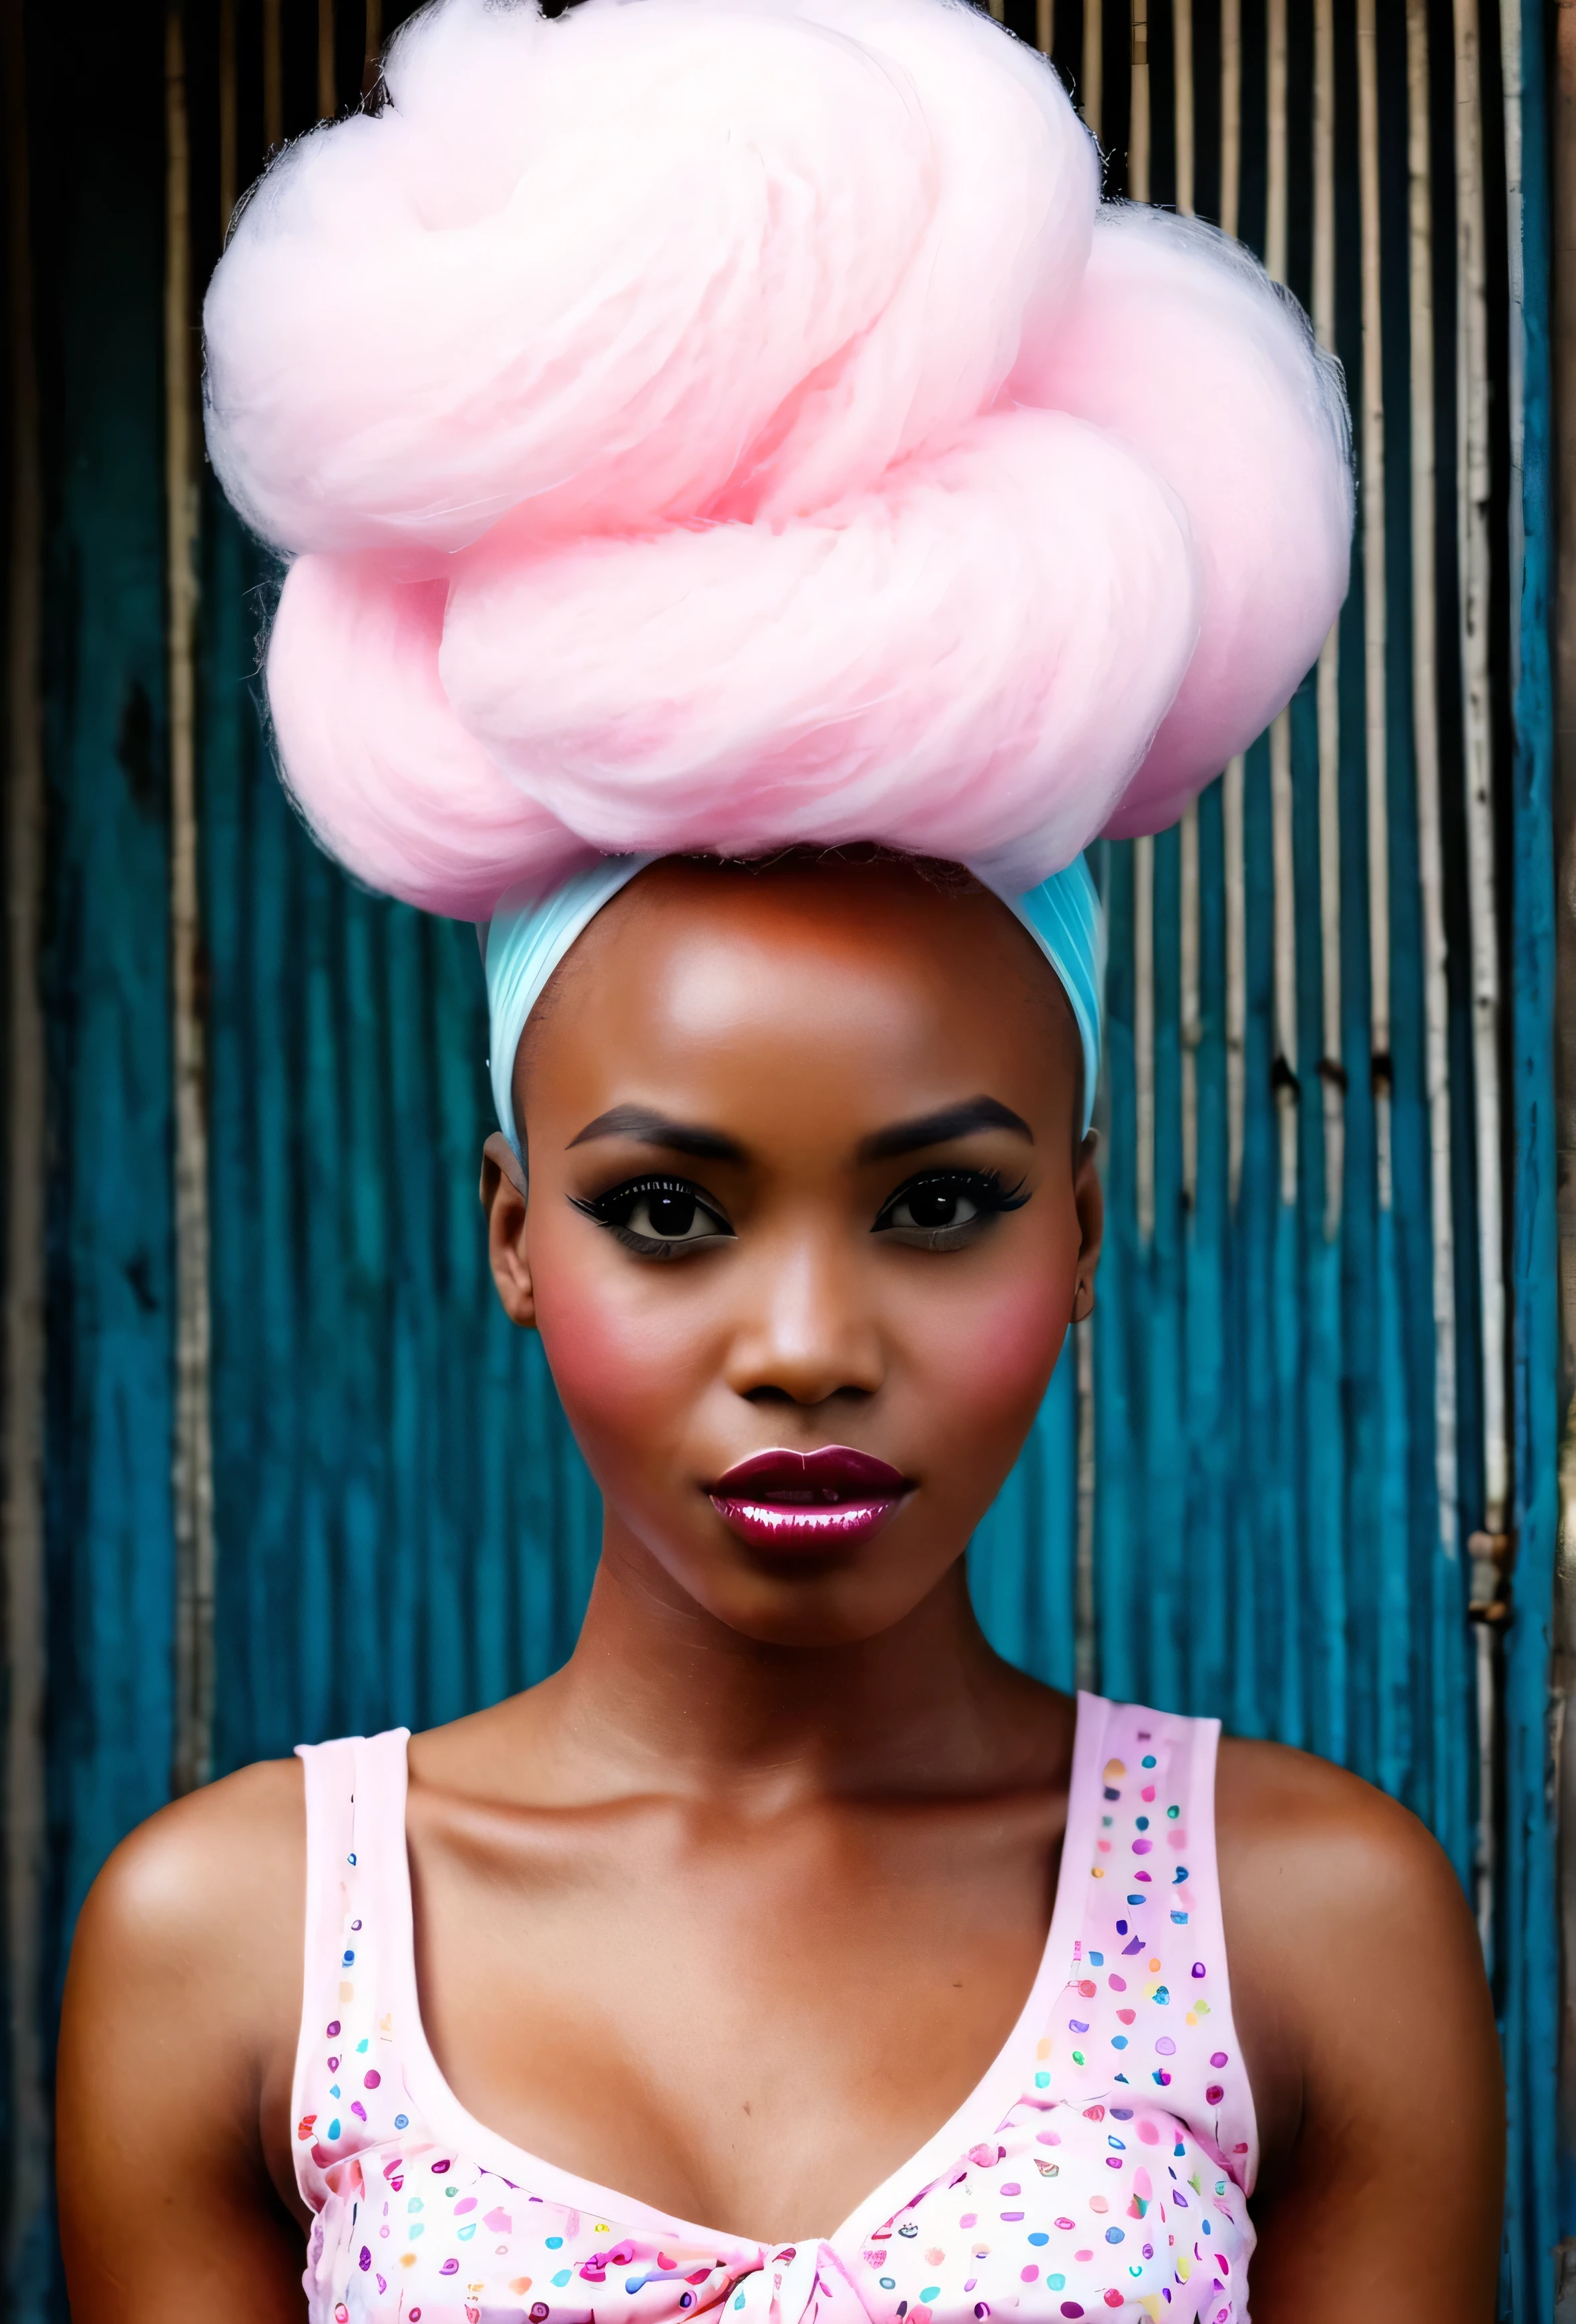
[{"x1": 293, "y1": 1700, "x2": 1255, "y2": 2324}]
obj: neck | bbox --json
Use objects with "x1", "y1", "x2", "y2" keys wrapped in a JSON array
[{"x1": 497, "y1": 1515, "x2": 1071, "y2": 1813}]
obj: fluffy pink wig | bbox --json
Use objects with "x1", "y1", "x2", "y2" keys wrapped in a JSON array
[{"x1": 204, "y1": 0, "x2": 1352, "y2": 918}]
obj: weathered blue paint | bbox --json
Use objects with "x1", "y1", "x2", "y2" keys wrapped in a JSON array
[
  {"x1": 1290, "y1": 684, "x2": 1346, "y2": 1770},
  {"x1": 9, "y1": 8, "x2": 177, "y2": 2311},
  {"x1": 1185, "y1": 785, "x2": 1235, "y2": 1724},
  {"x1": 1501, "y1": 3, "x2": 1560, "y2": 2312},
  {"x1": 31, "y1": 0, "x2": 175, "y2": 2044},
  {"x1": 1091, "y1": 838, "x2": 1137, "y2": 1704}
]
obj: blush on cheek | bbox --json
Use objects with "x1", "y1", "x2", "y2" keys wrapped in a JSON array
[
  {"x1": 939, "y1": 1279, "x2": 1072, "y2": 1433},
  {"x1": 532, "y1": 1255, "x2": 713, "y2": 1483},
  {"x1": 538, "y1": 1301, "x2": 676, "y2": 1433}
]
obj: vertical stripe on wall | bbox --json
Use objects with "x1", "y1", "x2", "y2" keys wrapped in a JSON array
[
  {"x1": 1552, "y1": 1, "x2": 1576, "y2": 2313},
  {"x1": 1454, "y1": 0, "x2": 1513, "y2": 1967},
  {"x1": 164, "y1": 6, "x2": 217, "y2": 1804},
  {"x1": 1501, "y1": 0, "x2": 1559, "y2": 2307},
  {"x1": 3, "y1": 1, "x2": 50, "y2": 2305}
]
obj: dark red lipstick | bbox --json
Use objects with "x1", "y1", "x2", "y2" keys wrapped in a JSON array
[{"x1": 707, "y1": 1446, "x2": 910, "y2": 1553}]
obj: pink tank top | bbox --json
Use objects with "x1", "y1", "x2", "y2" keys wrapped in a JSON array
[{"x1": 292, "y1": 1694, "x2": 1257, "y2": 2324}]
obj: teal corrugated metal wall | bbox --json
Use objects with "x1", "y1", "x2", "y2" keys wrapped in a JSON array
[{"x1": 5, "y1": 0, "x2": 1561, "y2": 2315}]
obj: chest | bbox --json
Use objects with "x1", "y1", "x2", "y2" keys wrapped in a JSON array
[
  {"x1": 407, "y1": 1797, "x2": 1064, "y2": 2242},
  {"x1": 286, "y1": 1718, "x2": 1255, "y2": 2324}
]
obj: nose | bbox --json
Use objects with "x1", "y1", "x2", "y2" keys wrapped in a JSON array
[{"x1": 723, "y1": 1226, "x2": 885, "y2": 1408}]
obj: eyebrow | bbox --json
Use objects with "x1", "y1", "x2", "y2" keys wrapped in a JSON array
[
  {"x1": 566, "y1": 1104, "x2": 746, "y2": 1161},
  {"x1": 857, "y1": 1096, "x2": 1034, "y2": 1162}
]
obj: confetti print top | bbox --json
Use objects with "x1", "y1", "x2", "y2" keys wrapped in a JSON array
[{"x1": 293, "y1": 1695, "x2": 1257, "y2": 2324}]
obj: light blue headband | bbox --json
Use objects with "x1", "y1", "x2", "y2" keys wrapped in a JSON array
[{"x1": 484, "y1": 854, "x2": 1105, "y2": 1162}]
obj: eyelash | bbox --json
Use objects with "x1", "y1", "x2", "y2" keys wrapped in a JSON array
[
  {"x1": 571, "y1": 1166, "x2": 1028, "y2": 1260},
  {"x1": 871, "y1": 1167, "x2": 1029, "y2": 1249},
  {"x1": 569, "y1": 1175, "x2": 734, "y2": 1261}
]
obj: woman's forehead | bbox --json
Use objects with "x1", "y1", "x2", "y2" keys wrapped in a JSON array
[
  {"x1": 612, "y1": 855, "x2": 1058, "y2": 983},
  {"x1": 560, "y1": 858, "x2": 1061, "y2": 1025},
  {"x1": 520, "y1": 857, "x2": 1082, "y2": 1141}
]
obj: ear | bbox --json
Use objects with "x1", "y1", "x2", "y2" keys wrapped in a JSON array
[
  {"x1": 1070, "y1": 1129, "x2": 1103, "y2": 1324},
  {"x1": 480, "y1": 1130, "x2": 537, "y2": 1329}
]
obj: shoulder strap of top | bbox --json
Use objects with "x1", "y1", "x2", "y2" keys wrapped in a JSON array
[
  {"x1": 291, "y1": 1730, "x2": 415, "y2": 2214},
  {"x1": 1056, "y1": 1694, "x2": 1259, "y2": 2192}
]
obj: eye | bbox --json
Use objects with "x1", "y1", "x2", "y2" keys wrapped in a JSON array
[
  {"x1": 873, "y1": 1168, "x2": 1027, "y2": 1249},
  {"x1": 622, "y1": 1185, "x2": 723, "y2": 1242},
  {"x1": 570, "y1": 1175, "x2": 735, "y2": 1260},
  {"x1": 885, "y1": 1181, "x2": 982, "y2": 1231}
]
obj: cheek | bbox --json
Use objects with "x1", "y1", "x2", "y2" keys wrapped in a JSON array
[
  {"x1": 531, "y1": 1233, "x2": 716, "y2": 1465},
  {"x1": 896, "y1": 1194, "x2": 1082, "y2": 1457},
  {"x1": 924, "y1": 1271, "x2": 1072, "y2": 1439}
]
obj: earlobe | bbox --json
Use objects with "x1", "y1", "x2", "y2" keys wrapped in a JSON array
[{"x1": 480, "y1": 1131, "x2": 537, "y2": 1330}]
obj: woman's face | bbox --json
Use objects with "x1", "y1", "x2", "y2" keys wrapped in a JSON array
[{"x1": 482, "y1": 859, "x2": 1101, "y2": 1648}]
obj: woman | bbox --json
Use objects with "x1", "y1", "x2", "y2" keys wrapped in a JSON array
[{"x1": 58, "y1": 0, "x2": 1502, "y2": 2317}]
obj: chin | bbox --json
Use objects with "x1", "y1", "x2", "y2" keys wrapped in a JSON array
[
  {"x1": 638, "y1": 1516, "x2": 960, "y2": 1650},
  {"x1": 699, "y1": 1577, "x2": 935, "y2": 1651}
]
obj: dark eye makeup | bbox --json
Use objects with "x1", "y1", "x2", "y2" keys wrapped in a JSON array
[
  {"x1": 570, "y1": 1165, "x2": 1028, "y2": 1260},
  {"x1": 570, "y1": 1175, "x2": 735, "y2": 1260},
  {"x1": 872, "y1": 1167, "x2": 1028, "y2": 1249}
]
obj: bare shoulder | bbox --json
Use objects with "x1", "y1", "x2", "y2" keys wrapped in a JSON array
[
  {"x1": 62, "y1": 1756, "x2": 309, "y2": 2153},
  {"x1": 1215, "y1": 1729, "x2": 1468, "y2": 1919},
  {"x1": 1211, "y1": 1734, "x2": 1501, "y2": 2319},
  {"x1": 1214, "y1": 1736, "x2": 1472, "y2": 2112},
  {"x1": 1213, "y1": 1732, "x2": 1482, "y2": 2021},
  {"x1": 69, "y1": 1754, "x2": 306, "y2": 2019},
  {"x1": 59, "y1": 1760, "x2": 313, "y2": 2321}
]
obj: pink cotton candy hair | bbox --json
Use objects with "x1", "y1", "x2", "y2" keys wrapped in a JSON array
[{"x1": 204, "y1": 0, "x2": 1352, "y2": 918}]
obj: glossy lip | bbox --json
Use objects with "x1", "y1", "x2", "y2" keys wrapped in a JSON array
[{"x1": 707, "y1": 1446, "x2": 911, "y2": 1555}]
